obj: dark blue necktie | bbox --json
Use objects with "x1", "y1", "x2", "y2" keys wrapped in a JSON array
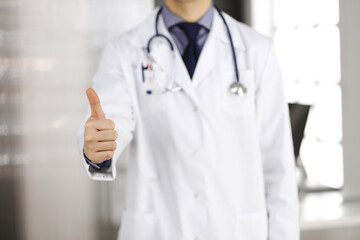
[{"x1": 177, "y1": 22, "x2": 202, "y2": 79}]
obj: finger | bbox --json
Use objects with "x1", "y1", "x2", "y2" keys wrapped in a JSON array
[
  {"x1": 93, "y1": 141, "x2": 117, "y2": 152},
  {"x1": 86, "y1": 88, "x2": 105, "y2": 119},
  {"x1": 89, "y1": 151, "x2": 114, "y2": 163},
  {"x1": 94, "y1": 129, "x2": 118, "y2": 141},
  {"x1": 85, "y1": 119, "x2": 115, "y2": 131}
]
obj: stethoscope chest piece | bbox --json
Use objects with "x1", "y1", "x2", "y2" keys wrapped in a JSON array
[{"x1": 229, "y1": 81, "x2": 247, "y2": 96}]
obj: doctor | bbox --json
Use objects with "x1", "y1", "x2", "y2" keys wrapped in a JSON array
[{"x1": 78, "y1": 0, "x2": 299, "y2": 239}]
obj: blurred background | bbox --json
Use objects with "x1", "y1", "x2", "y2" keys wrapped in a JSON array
[{"x1": 0, "y1": 0, "x2": 359, "y2": 239}]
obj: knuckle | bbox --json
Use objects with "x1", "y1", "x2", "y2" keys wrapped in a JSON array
[
  {"x1": 105, "y1": 152, "x2": 112, "y2": 159},
  {"x1": 108, "y1": 141, "x2": 115, "y2": 150},
  {"x1": 113, "y1": 130, "x2": 118, "y2": 139},
  {"x1": 108, "y1": 119, "x2": 115, "y2": 129},
  {"x1": 112, "y1": 141, "x2": 117, "y2": 150},
  {"x1": 108, "y1": 131, "x2": 114, "y2": 139},
  {"x1": 84, "y1": 135, "x2": 93, "y2": 142},
  {"x1": 85, "y1": 120, "x2": 94, "y2": 129}
]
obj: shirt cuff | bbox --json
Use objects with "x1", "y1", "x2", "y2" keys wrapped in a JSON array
[{"x1": 83, "y1": 153, "x2": 112, "y2": 170}]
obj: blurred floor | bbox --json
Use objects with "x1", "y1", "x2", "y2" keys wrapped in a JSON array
[{"x1": 300, "y1": 191, "x2": 360, "y2": 240}]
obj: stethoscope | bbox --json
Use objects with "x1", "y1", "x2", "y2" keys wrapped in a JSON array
[{"x1": 143, "y1": 5, "x2": 247, "y2": 96}]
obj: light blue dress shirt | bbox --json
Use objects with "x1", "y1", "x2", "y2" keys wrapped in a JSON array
[{"x1": 162, "y1": 4, "x2": 214, "y2": 56}]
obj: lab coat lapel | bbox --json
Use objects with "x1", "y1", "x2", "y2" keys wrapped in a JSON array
[
  {"x1": 191, "y1": 12, "x2": 220, "y2": 87},
  {"x1": 192, "y1": 10, "x2": 246, "y2": 88},
  {"x1": 146, "y1": 13, "x2": 196, "y2": 99},
  {"x1": 173, "y1": 45, "x2": 196, "y2": 98}
]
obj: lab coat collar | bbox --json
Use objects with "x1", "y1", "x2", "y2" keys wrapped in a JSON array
[
  {"x1": 191, "y1": 9, "x2": 246, "y2": 87},
  {"x1": 213, "y1": 10, "x2": 246, "y2": 52}
]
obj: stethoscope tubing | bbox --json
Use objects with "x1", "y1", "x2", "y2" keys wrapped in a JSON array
[
  {"x1": 213, "y1": 5, "x2": 240, "y2": 84},
  {"x1": 147, "y1": 5, "x2": 240, "y2": 84},
  {"x1": 145, "y1": 5, "x2": 246, "y2": 96},
  {"x1": 147, "y1": 8, "x2": 175, "y2": 53}
]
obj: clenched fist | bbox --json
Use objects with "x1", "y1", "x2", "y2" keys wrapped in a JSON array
[{"x1": 83, "y1": 88, "x2": 118, "y2": 163}]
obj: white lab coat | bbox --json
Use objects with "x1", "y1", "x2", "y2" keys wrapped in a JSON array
[{"x1": 78, "y1": 8, "x2": 299, "y2": 240}]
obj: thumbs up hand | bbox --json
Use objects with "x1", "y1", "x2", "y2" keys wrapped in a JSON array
[{"x1": 83, "y1": 88, "x2": 118, "y2": 163}]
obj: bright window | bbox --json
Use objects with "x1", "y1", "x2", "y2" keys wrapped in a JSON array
[{"x1": 253, "y1": 0, "x2": 343, "y2": 189}]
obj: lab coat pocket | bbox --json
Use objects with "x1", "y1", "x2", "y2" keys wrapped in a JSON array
[
  {"x1": 137, "y1": 67, "x2": 169, "y2": 116},
  {"x1": 119, "y1": 211, "x2": 159, "y2": 240},
  {"x1": 141, "y1": 90, "x2": 169, "y2": 116},
  {"x1": 222, "y1": 70, "x2": 256, "y2": 116},
  {"x1": 236, "y1": 210, "x2": 268, "y2": 240}
]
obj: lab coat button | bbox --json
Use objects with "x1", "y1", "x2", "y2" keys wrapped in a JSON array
[
  {"x1": 193, "y1": 106, "x2": 198, "y2": 112},
  {"x1": 194, "y1": 237, "x2": 199, "y2": 240},
  {"x1": 194, "y1": 193, "x2": 199, "y2": 199}
]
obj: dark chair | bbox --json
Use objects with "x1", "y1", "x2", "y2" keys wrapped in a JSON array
[{"x1": 288, "y1": 103, "x2": 311, "y2": 164}]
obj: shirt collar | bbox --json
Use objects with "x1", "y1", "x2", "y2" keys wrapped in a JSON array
[{"x1": 162, "y1": 3, "x2": 214, "y2": 31}]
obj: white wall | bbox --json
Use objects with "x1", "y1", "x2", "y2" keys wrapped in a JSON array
[
  {"x1": 0, "y1": 0, "x2": 155, "y2": 239},
  {"x1": 339, "y1": 0, "x2": 360, "y2": 201}
]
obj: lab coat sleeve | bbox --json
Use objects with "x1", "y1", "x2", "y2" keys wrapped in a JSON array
[
  {"x1": 77, "y1": 40, "x2": 135, "y2": 181},
  {"x1": 255, "y1": 42, "x2": 300, "y2": 239}
]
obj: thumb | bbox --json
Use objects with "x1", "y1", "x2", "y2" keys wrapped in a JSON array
[{"x1": 86, "y1": 88, "x2": 106, "y2": 119}]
